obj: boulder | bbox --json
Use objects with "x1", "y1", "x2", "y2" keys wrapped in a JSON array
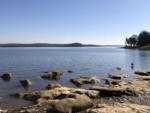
[
  {"x1": 109, "y1": 74, "x2": 128, "y2": 80},
  {"x1": 86, "y1": 103, "x2": 150, "y2": 113},
  {"x1": 70, "y1": 76, "x2": 100, "y2": 86},
  {"x1": 20, "y1": 80, "x2": 32, "y2": 88},
  {"x1": 41, "y1": 71, "x2": 64, "y2": 80},
  {"x1": 46, "y1": 94, "x2": 93, "y2": 113},
  {"x1": 1, "y1": 73, "x2": 12, "y2": 81}
]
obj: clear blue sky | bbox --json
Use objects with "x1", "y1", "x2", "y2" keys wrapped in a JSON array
[{"x1": 0, "y1": 0, "x2": 150, "y2": 45}]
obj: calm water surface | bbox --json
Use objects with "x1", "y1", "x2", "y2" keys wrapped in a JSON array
[{"x1": 0, "y1": 47, "x2": 150, "y2": 109}]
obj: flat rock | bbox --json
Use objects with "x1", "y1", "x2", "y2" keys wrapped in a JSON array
[
  {"x1": 135, "y1": 71, "x2": 150, "y2": 76},
  {"x1": 109, "y1": 74, "x2": 128, "y2": 80},
  {"x1": 104, "y1": 79, "x2": 126, "y2": 86},
  {"x1": 86, "y1": 103, "x2": 150, "y2": 113},
  {"x1": 70, "y1": 76, "x2": 100, "y2": 86},
  {"x1": 90, "y1": 86, "x2": 137, "y2": 97},
  {"x1": 127, "y1": 78, "x2": 150, "y2": 94}
]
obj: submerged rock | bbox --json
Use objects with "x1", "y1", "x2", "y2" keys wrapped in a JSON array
[
  {"x1": 45, "y1": 83, "x2": 63, "y2": 90},
  {"x1": 116, "y1": 67, "x2": 122, "y2": 70},
  {"x1": 41, "y1": 71, "x2": 64, "y2": 80},
  {"x1": 20, "y1": 80, "x2": 32, "y2": 88},
  {"x1": 67, "y1": 70, "x2": 74, "y2": 73},
  {"x1": 109, "y1": 74, "x2": 128, "y2": 80},
  {"x1": 70, "y1": 76, "x2": 100, "y2": 87},
  {"x1": 1, "y1": 73, "x2": 12, "y2": 81},
  {"x1": 86, "y1": 103, "x2": 150, "y2": 113}
]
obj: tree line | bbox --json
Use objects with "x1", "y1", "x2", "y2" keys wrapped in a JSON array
[{"x1": 125, "y1": 31, "x2": 150, "y2": 47}]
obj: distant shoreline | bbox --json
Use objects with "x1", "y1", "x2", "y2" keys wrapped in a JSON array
[
  {"x1": 123, "y1": 45, "x2": 150, "y2": 50},
  {"x1": 0, "y1": 43, "x2": 121, "y2": 48}
]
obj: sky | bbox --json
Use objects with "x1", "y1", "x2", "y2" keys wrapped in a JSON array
[{"x1": 0, "y1": 0, "x2": 150, "y2": 45}]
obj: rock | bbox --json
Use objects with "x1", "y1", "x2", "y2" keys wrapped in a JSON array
[
  {"x1": 109, "y1": 74, "x2": 128, "y2": 80},
  {"x1": 12, "y1": 86, "x2": 99, "y2": 103},
  {"x1": 137, "y1": 76, "x2": 150, "y2": 81},
  {"x1": 90, "y1": 86, "x2": 137, "y2": 97},
  {"x1": 20, "y1": 80, "x2": 32, "y2": 88},
  {"x1": 147, "y1": 71, "x2": 150, "y2": 74},
  {"x1": 67, "y1": 70, "x2": 74, "y2": 73},
  {"x1": 86, "y1": 103, "x2": 150, "y2": 113},
  {"x1": 111, "y1": 81, "x2": 126, "y2": 86},
  {"x1": 116, "y1": 67, "x2": 122, "y2": 70},
  {"x1": 135, "y1": 71, "x2": 150, "y2": 76},
  {"x1": 0, "y1": 109, "x2": 7, "y2": 113},
  {"x1": 41, "y1": 71, "x2": 64, "y2": 80},
  {"x1": 70, "y1": 76, "x2": 100, "y2": 86},
  {"x1": 46, "y1": 94, "x2": 93, "y2": 113},
  {"x1": 11, "y1": 86, "x2": 99, "y2": 113},
  {"x1": 127, "y1": 78, "x2": 150, "y2": 94},
  {"x1": 45, "y1": 83, "x2": 63, "y2": 90},
  {"x1": 104, "y1": 79, "x2": 111, "y2": 85},
  {"x1": 43, "y1": 71, "x2": 49, "y2": 73},
  {"x1": 41, "y1": 73, "x2": 53, "y2": 80},
  {"x1": 1, "y1": 73, "x2": 12, "y2": 81},
  {"x1": 131, "y1": 63, "x2": 134, "y2": 69},
  {"x1": 104, "y1": 79, "x2": 126, "y2": 86},
  {"x1": 52, "y1": 71, "x2": 64, "y2": 77}
]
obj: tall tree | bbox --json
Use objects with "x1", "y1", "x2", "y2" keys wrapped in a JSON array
[{"x1": 137, "y1": 31, "x2": 150, "y2": 46}]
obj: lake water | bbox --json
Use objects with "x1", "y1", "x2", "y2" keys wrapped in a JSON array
[{"x1": 0, "y1": 47, "x2": 150, "y2": 109}]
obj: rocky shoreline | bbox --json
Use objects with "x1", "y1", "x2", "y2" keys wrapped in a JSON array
[{"x1": 0, "y1": 70, "x2": 150, "y2": 113}]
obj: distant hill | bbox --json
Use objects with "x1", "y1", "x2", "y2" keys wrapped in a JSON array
[{"x1": 0, "y1": 43, "x2": 100, "y2": 47}]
